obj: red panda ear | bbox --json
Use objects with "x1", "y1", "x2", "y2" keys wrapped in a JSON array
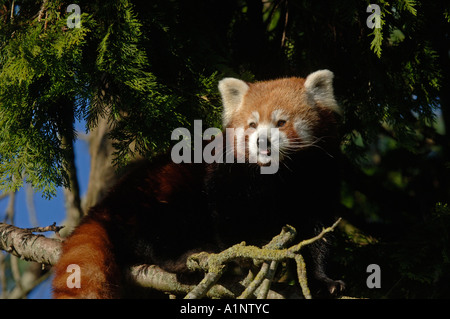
[
  {"x1": 218, "y1": 78, "x2": 250, "y2": 126},
  {"x1": 304, "y1": 70, "x2": 341, "y2": 115}
]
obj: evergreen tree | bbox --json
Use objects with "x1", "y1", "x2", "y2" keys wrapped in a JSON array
[{"x1": 0, "y1": 0, "x2": 449, "y2": 298}]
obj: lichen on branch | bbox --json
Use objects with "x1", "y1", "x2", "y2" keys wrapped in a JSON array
[
  {"x1": 0, "y1": 219, "x2": 342, "y2": 299},
  {"x1": 185, "y1": 218, "x2": 341, "y2": 299}
]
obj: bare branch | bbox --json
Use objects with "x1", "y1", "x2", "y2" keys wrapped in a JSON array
[
  {"x1": 24, "y1": 222, "x2": 64, "y2": 235},
  {"x1": 0, "y1": 223, "x2": 62, "y2": 265},
  {"x1": 7, "y1": 265, "x2": 51, "y2": 299},
  {"x1": 10, "y1": 0, "x2": 14, "y2": 22},
  {"x1": 61, "y1": 135, "x2": 84, "y2": 228},
  {"x1": 37, "y1": 0, "x2": 47, "y2": 22},
  {"x1": 5, "y1": 191, "x2": 16, "y2": 223},
  {"x1": 10, "y1": 255, "x2": 23, "y2": 294},
  {"x1": 83, "y1": 112, "x2": 118, "y2": 211},
  {"x1": 287, "y1": 218, "x2": 342, "y2": 254},
  {"x1": 0, "y1": 192, "x2": 9, "y2": 201},
  {"x1": 25, "y1": 183, "x2": 39, "y2": 227}
]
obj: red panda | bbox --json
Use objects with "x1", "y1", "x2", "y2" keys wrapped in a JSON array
[{"x1": 52, "y1": 70, "x2": 344, "y2": 298}]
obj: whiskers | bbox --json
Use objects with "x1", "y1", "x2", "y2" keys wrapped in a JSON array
[
  {"x1": 219, "y1": 133, "x2": 334, "y2": 175},
  {"x1": 281, "y1": 136, "x2": 335, "y2": 159}
]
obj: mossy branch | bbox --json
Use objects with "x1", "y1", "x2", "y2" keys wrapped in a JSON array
[
  {"x1": 185, "y1": 218, "x2": 341, "y2": 299},
  {"x1": 0, "y1": 219, "x2": 342, "y2": 299}
]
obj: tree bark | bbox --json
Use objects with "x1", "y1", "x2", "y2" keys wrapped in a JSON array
[
  {"x1": 0, "y1": 220, "x2": 342, "y2": 299},
  {"x1": 83, "y1": 112, "x2": 118, "y2": 213},
  {"x1": 0, "y1": 223, "x2": 62, "y2": 266}
]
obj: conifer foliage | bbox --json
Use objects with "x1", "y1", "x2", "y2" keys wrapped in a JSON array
[
  {"x1": 0, "y1": 0, "x2": 450, "y2": 298},
  {"x1": 0, "y1": 0, "x2": 221, "y2": 197}
]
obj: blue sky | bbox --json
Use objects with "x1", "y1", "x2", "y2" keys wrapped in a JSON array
[{"x1": 0, "y1": 119, "x2": 91, "y2": 298}]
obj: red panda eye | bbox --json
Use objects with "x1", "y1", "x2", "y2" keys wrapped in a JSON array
[
  {"x1": 277, "y1": 120, "x2": 286, "y2": 128},
  {"x1": 249, "y1": 122, "x2": 257, "y2": 129}
]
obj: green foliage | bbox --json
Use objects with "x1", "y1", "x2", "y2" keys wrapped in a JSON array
[
  {"x1": 3, "y1": 0, "x2": 443, "y2": 198},
  {"x1": 0, "y1": 0, "x2": 223, "y2": 193},
  {"x1": 89, "y1": 0, "x2": 183, "y2": 166},
  {"x1": 0, "y1": 3, "x2": 94, "y2": 197},
  {"x1": 1, "y1": 0, "x2": 450, "y2": 298}
]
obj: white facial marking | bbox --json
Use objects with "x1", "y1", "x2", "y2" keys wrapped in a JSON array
[
  {"x1": 247, "y1": 111, "x2": 260, "y2": 126},
  {"x1": 294, "y1": 118, "x2": 313, "y2": 144},
  {"x1": 255, "y1": 122, "x2": 272, "y2": 164},
  {"x1": 271, "y1": 109, "x2": 288, "y2": 123},
  {"x1": 245, "y1": 119, "x2": 281, "y2": 165}
]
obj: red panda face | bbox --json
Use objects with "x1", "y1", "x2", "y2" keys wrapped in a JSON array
[{"x1": 218, "y1": 70, "x2": 341, "y2": 168}]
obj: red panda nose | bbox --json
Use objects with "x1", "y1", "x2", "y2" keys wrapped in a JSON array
[
  {"x1": 257, "y1": 137, "x2": 271, "y2": 155},
  {"x1": 257, "y1": 137, "x2": 271, "y2": 147}
]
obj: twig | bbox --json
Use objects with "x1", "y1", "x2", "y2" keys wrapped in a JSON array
[
  {"x1": 5, "y1": 191, "x2": 16, "y2": 223},
  {"x1": 256, "y1": 260, "x2": 278, "y2": 299},
  {"x1": 287, "y1": 218, "x2": 342, "y2": 254},
  {"x1": 0, "y1": 220, "x2": 342, "y2": 299},
  {"x1": 25, "y1": 183, "x2": 39, "y2": 228},
  {"x1": 237, "y1": 225, "x2": 295, "y2": 299},
  {"x1": 263, "y1": 224, "x2": 297, "y2": 250},
  {"x1": 189, "y1": 219, "x2": 341, "y2": 269},
  {"x1": 281, "y1": 0, "x2": 289, "y2": 48},
  {"x1": 238, "y1": 261, "x2": 271, "y2": 299},
  {"x1": 10, "y1": 255, "x2": 23, "y2": 294},
  {"x1": 61, "y1": 135, "x2": 84, "y2": 226},
  {"x1": 295, "y1": 254, "x2": 311, "y2": 299},
  {"x1": 186, "y1": 219, "x2": 341, "y2": 299},
  {"x1": 10, "y1": 0, "x2": 14, "y2": 22},
  {"x1": 129, "y1": 264, "x2": 237, "y2": 299},
  {"x1": 129, "y1": 264, "x2": 298, "y2": 299},
  {"x1": 24, "y1": 222, "x2": 65, "y2": 235},
  {"x1": 0, "y1": 192, "x2": 9, "y2": 201},
  {"x1": 37, "y1": 0, "x2": 47, "y2": 22},
  {"x1": 185, "y1": 225, "x2": 297, "y2": 299},
  {"x1": 253, "y1": 225, "x2": 297, "y2": 298},
  {"x1": 7, "y1": 266, "x2": 52, "y2": 299},
  {"x1": 0, "y1": 223, "x2": 62, "y2": 265},
  {"x1": 184, "y1": 271, "x2": 224, "y2": 299}
]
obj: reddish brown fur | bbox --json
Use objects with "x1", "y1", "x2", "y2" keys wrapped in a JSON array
[
  {"x1": 227, "y1": 77, "x2": 337, "y2": 152},
  {"x1": 52, "y1": 75, "x2": 342, "y2": 299},
  {"x1": 52, "y1": 216, "x2": 120, "y2": 298},
  {"x1": 227, "y1": 78, "x2": 320, "y2": 130},
  {"x1": 52, "y1": 158, "x2": 208, "y2": 298}
]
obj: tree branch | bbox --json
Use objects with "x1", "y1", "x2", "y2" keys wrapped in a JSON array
[
  {"x1": 0, "y1": 223, "x2": 62, "y2": 266},
  {"x1": 24, "y1": 222, "x2": 65, "y2": 234},
  {"x1": 0, "y1": 219, "x2": 342, "y2": 299},
  {"x1": 37, "y1": 0, "x2": 47, "y2": 22}
]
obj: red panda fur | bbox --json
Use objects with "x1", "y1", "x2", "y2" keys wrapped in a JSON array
[
  {"x1": 52, "y1": 158, "x2": 210, "y2": 298},
  {"x1": 52, "y1": 215, "x2": 120, "y2": 298},
  {"x1": 52, "y1": 70, "x2": 344, "y2": 298}
]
